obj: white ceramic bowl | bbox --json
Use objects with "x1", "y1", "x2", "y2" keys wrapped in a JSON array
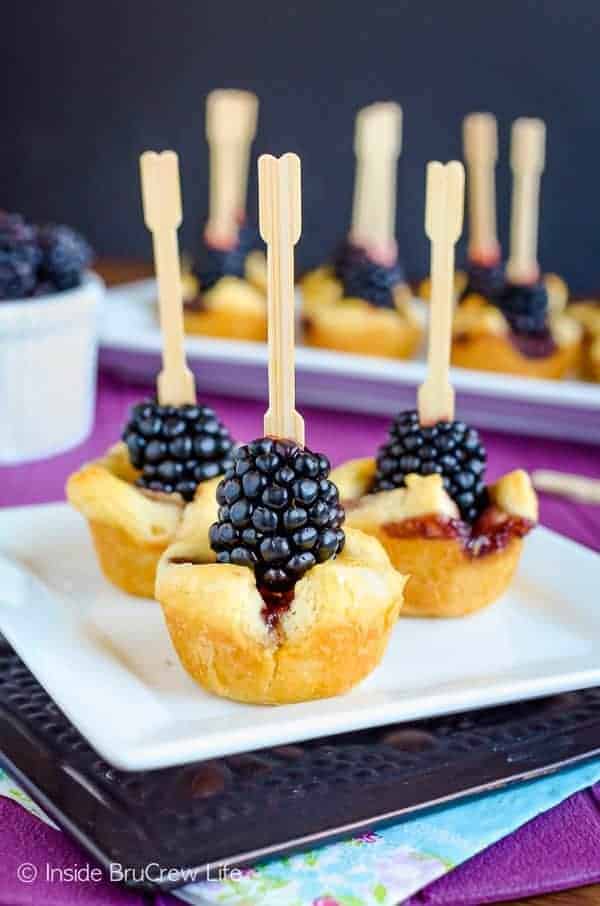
[{"x1": 0, "y1": 273, "x2": 104, "y2": 464}]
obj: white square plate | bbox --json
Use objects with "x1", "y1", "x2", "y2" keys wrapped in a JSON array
[{"x1": 0, "y1": 502, "x2": 599, "y2": 771}]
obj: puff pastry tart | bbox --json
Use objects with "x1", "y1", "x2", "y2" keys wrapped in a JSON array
[
  {"x1": 450, "y1": 279, "x2": 581, "y2": 380},
  {"x1": 67, "y1": 401, "x2": 233, "y2": 597},
  {"x1": 155, "y1": 438, "x2": 406, "y2": 704},
  {"x1": 182, "y1": 229, "x2": 267, "y2": 341},
  {"x1": 331, "y1": 411, "x2": 538, "y2": 618},
  {"x1": 301, "y1": 242, "x2": 422, "y2": 360},
  {"x1": 568, "y1": 300, "x2": 600, "y2": 382}
]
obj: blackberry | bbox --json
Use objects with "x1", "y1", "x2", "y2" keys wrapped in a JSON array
[
  {"x1": 342, "y1": 252, "x2": 405, "y2": 309},
  {"x1": 122, "y1": 401, "x2": 235, "y2": 501},
  {"x1": 372, "y1": 409, "x2": 487, "y2": 522},
  {"x1": 195, "y1": 224, "x2": 257, "y2": 291},
  {"x1": 38, "y1": 224, "x2": 92, "y2": 292},
  {"x1": 210, "y1": 438, "x2": 345, "y2": 590},
  {"x1": 332, "y1": 239, "x2": 368, "y2": 283},
  {"x1": 0, "y1": 212, "x2": 41, "y2": 299},
  {"x1": 498, "y1": 281, "x2": 548, "y2": 335},
  {"x1": 460, "y1": 260, "x2": 505, "y2": 302}
]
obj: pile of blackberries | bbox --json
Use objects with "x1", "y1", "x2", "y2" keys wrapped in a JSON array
[{"x1": 0, "y1": 212, "x2": 92, "y2": 300}]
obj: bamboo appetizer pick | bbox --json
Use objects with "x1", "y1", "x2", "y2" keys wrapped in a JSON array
[
  {"x1": 259, "y1": 153, "x2": 304, "y2": 446},
  {"x1": 505, "y1": 117, "x2": 546, "y2": 285},
  {"x1": 532, "y1": 470, "x2": 600, "y2": 505},
  {"x1": 418, "y1": 161, "x2": 465, "y2": 425},
  {"x1": 463, "y1": 112, "x2": 500, "y2": 263},
  {"x1": 206, "y1": 89, "x2": 259, "y2": 246},
  {"x1": 140, "y1": 150, "x2": 196, "y2": 406},
  {"x1": 351, "y1": 102, "x2": 402, "y2": 261}
]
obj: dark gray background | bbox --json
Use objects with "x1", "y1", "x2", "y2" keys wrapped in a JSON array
[{"x1": 2, "y1": 1, "x2": 598, "y2": 290}]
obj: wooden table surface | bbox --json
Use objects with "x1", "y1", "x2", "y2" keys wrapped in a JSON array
[{"x1": 97, "y1": 259, "x2": 599, "y2": 906}]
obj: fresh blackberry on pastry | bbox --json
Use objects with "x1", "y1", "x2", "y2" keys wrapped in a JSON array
[
  {"x1": 68, "y1": 150, "x2": 233, "y2": 597},
  {"x1": 332, "y1": 159, "x2": 538, "y2": 617},
  {"x1": 67, "y1": 400, "x2": 234, "y2": 598},
  {"x1": 451, "y1": 117, "x2": 580, "y2": 379},
  {"x1": 332, "y1": 424, "x2": 537, "y2": 618},
  {"x1": 182, "y1": 90, "x2": 267, "y2": 341},
  {"x1": 209, "y1": 439, "x2": 345, "y2": 585},
  {"x1": 156, "y1": 152, "x2": 406, "y2": 705},
  {"x1": 452, "y1": 277, "x2": 581, "y2": 378},
  {"x1": 300, "y1": 102, "x2": 422, "y2": 359}
]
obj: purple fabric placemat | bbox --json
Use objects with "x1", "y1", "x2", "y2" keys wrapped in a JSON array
[
  {"x1": 407, "y1": 783, "x2": 600, "y2": 904},
  {"x1": 2, "y1": 372, "x2": 600, "y2": 552},
  {"x1": 0, "y1": 797, "x2": 178, "y2": 906}
]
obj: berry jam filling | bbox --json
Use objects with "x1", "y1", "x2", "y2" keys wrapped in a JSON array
[
  {"x1": 460, "y1": 259, "x2": 505, "y2": 302},
  {"x1": 373, "y1": 410, "x2": 487, "y2": 522},
  {"x1": 382, "y1": 507, "x2": 533, "y2": 558},
  {"x1": 210, "y1": 438, "x2": 345, "y2": 625},
  {"x1": 340, "y1": 246, "x2": 405, "y2": 310},
  {"x1": 0, "y1": 212, "x2": 91, "y2": 300},
  {"x1": 122, "y1": 401, "x2": 234, "y2": 501},
  {"x1": 508, "y1": 328, "x2": 557, "y2": 359},
  {"x1": 191, "y1": 223, "x2": 257, "y2": 294},
  {"x1": 258, "y1": 585, "x2": 296, "y2": 633}
]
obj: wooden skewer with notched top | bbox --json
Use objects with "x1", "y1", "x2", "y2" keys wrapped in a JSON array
[
  {"x1": 351, "y1": 102, "x2": 402, "y2": 264},
  {"x1": 505, "y1": 117, "x2": 546, "y2": 285},
  {"x1": 418, "y1": 160, "x2": 465, "y2": 426},
  {"x1": 259, "y1": 153, "x2": 304, "y2": 447},
  {"x1": 463, "y1": 112, "x2": 500, "y2": 263},
  {"x1": 206, "y1": 89, "x2": 259, "y2": 247},
  {"x1": 140, "y1": 150, "x2": 196, "y2": 406}
]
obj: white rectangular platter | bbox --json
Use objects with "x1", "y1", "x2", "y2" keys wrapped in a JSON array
[
  {"x1": 99, "y1": 279, "x2": 600, "y2": 444},
  {"x1": 0, "y1": 502, "x2": 599, "y2": 771}
]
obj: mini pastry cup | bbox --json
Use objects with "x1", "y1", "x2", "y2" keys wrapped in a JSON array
[
  {"x1": 302, "y1": 284, "x2": 423, "y2": 360},
  {"x1": 451, "y1": 331, "x2": 581, "y2": 379},
  {"x1": 66, "y1": 444, "x2": 220, "y2": 598},
  {"x1": 330, "y1": 459, "x2": 537, "y2": 619},
  {"x1": 183, "y1": 275, "x2": 267, "y2": 341},
  {"x1": 450, "y1": 296, "x2": 582, "y2": 380},
  {"x1": 156, "y1": 528, "x2": 406, "y2": 705},
  {"x1": 568, "y1": 301, "x2": 600, "y2": 382}
]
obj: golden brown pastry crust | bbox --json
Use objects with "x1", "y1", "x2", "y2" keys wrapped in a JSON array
[
  {"x1": 568, "y1": 301, "x2": 600, "y2": 382},
  {"x1": 300, "y1": 266, "x2": 344, "y2": 308},
  {"x1": 450, "y1": 295, "x2": 581, "y2": 380},
  {"x1": 156, "y1": 528, "x2": 406, "y2": 704},
  {"x1": 451, "y1": 330, "x2": 580, "y2": 379},
  {"x1": 66, "y1": 445, "x2": 219, "y2": 598},
  {"x1": 301, "y1": 273, "x2": 423, "y2": 360},
  {"x1": 183, "y1": 276, "x2": 267, "y2": 342},
  {"x1": 330, "y1": 461, "x2": 537, "y2": 618}
]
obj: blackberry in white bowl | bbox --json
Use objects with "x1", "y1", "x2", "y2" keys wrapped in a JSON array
[{"x1": 0, "y1": 212, "x2": 101, "y2": 463}]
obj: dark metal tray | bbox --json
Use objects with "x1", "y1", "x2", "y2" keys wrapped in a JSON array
[{"x1": 1, "y1": 638, "x2": 599, "y2": 891}]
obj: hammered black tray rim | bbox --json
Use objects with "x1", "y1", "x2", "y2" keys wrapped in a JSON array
[{"x1": 2, "y1": 642, "x2": 600, "y2": 891}]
